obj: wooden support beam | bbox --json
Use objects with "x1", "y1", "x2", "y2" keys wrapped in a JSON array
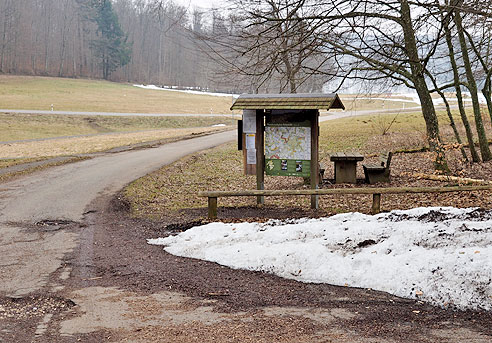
[
  {"x1": 256, "y1": 109, "x2": 265, "y2": 205},
  {"x1": 372, "y1": 193, "x2": 381, "y2": 214},
  {"x1": 310, "y1": 110, "x2": 319, "y2": 209},
  {"x1": 208, "y1": 197, "x2": 217, "y2": 219},
  {"x1": 199, "y1": 185, "x2": 492, "y2": 198}
]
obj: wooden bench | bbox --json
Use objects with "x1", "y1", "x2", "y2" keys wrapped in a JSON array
[
  {"x1": 198, "y1": 185, "x2": 492, "y2": 219},
  {"x1": 304, "y1": 163, "x2": 325, "y2": 185},
  {"x1": 363, "y1": 152, "x2": 393, "y2": 184}
]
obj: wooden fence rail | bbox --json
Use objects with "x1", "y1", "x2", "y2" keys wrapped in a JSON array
[{"x1": 198, "y1": 185, "x2": 492, "y2": 219}]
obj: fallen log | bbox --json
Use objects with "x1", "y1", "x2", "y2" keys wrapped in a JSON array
[{"x1": 413, "y1": 173, "x2": 492, "y2": 185}]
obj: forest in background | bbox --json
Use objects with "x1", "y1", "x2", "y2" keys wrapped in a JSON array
[{"x1": 0, "y1": 0, "x2": 238, "y2": 92}]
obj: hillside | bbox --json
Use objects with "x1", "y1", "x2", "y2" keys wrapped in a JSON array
[{"x1": 0, "y1": 76, "x2": 235, "y2": 114}]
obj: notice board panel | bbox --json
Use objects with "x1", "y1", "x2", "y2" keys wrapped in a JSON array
[{"x1": 264, "y1": 122, "x2": 311, "y2": 177}]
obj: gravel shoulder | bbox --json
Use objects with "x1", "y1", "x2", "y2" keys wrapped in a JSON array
[{"x1": 15, "y1": 193, "x2": 488, "y2": 343}]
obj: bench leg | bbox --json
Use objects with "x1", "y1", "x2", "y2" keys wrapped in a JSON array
[
  {"x1": 208, "y1": 197, "x2": 218, "y2": 219},
  {"x1": 372, "y1": 193, "x2": 381, "y2": 214}
]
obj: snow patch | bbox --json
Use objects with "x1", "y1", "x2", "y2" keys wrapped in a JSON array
[
  {"x1": 149, "y1": 207, "x2": 492, "y2": 311},
  {"x1": 134, "y1": 84, "x2": 238, "y2": 98},
  {"x1": 343, "y1": 96, "x2": 418, "y2": 104}
]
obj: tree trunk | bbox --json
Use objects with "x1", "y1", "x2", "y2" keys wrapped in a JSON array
[
  {"x1": 59, "y1": 32, "x2": 66, "y2": 77},
  {"x1": 44, "y1": 1, "x2": 52, "y2": 74},
  {"x1": 482, "y1": 75, "x2": 492, "y2": 125},
  {"x1": 0, "y1": 0, "x2": 14, "y2": 73},
  {"x1": 432, "y1": 80, "x2": 468, "y2": 161},
  {"x1": 443, "y1": 18, "x2": 480, "y2": 162},
  {"x1": 158, "y1": 29, "x2": 163, "y2": 83},
  {"x1": 415, "y1": 83, "x2": 439, "y2": 147},
  {"x1": 454, "y1": 11, "x2": 492, "y2": 161},
  {"x1": 278, "y1": 22, "x2": 297, "y2": 94},
  {"x1": 400, "y1": 0, "x2": 447, "y2": 171}
]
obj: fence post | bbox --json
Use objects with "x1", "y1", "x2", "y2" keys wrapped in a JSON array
[
  {"x1": 372, "y1": 193, "x2": 381, "y2": 214},
  {"x1": 208, "y1": 197, "x2": 218, "y2": 219}
]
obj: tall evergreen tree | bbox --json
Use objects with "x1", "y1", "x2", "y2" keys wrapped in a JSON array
[{"x1": 86, "y1": 0, "x2": 131, "y2": 79}]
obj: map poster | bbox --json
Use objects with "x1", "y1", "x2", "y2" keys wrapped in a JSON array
[{"x1": 264, "y1": 124, "x2": 311, "y2": 177}]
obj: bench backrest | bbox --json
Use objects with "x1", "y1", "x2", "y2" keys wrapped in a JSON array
[{"x1": 380, "y1": 152, "x2": 393, "y2": 168}]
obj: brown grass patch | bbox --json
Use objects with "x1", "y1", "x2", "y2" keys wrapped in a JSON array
[{"x1": 0, "y1": 127, "x2": 229, "y2": 159}]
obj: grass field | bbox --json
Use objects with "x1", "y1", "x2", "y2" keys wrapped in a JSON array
[
  {"x1": 0, "y1": 158, "x2": 45, "y2": 169},
  {"x1": 0, "y1": 156, "x2": 89, "y2": 183},
  {"x1": 0, "y1": 112, "x2": 235, "y2": 142},
  {"x1": 339, "y1": 97, "x2": 417, "y2": 111},
  {"x1": 0, "y1": 75, "x2": 235, "y2": 114},
  {"x1": 0, "y1": 75, "x2": 483, "y2": 193}
]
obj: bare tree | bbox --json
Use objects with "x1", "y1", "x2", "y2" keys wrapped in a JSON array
[
  {"x1": 426, "y1": 70, "x2": 469, "y2": 161},
  {"x1": 198, "y1": 0, "x2": 332, "y2": 93},
  {"x1": 451, "y1": 6, "x2": 492, "y2": 161},
  {"x1": 253, "y1": 0, "x2": 451, "y2": 169},
  {"x1": 419, "y1": 1, "x2": 481, "y2": 162},
  {"x1": 0, "y1": 0, "x2": 19, "y2": 72},
  {"x1": 442, "y1": 11, "x2": 480, "y2": 163},
  {"x1": 423, "y1": 0, "x2": 492, "y2": 162},
  {"x1": 458, "y1": 3, "x2": 492, "y2": 125}
]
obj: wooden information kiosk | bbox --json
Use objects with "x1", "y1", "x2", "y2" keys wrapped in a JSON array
[{"x1": 232, "y1": 93, "x2": 345, "y2": 209}]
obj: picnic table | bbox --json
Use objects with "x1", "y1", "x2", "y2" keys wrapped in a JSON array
[{"x1": 330, "y1": 152, "x2": 364, "y2": 184}]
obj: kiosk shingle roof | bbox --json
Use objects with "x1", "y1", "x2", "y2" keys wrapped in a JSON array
[{"x1": 231, "y1": 93, "x2": 345, "y2": 110}]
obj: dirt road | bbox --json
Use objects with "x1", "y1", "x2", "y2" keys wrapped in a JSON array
[
  {"x1": 0, "y1": 131, "x2": 231, "y2": 341},
  {"x1": 0, "y1": 130, "x2": 491, "y2": 342},
  {"x1": 0, "y1": 109, "x2": 240, "y2": 117}
]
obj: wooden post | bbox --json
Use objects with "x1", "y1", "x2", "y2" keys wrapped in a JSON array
[
  {"x1": 310, "y1": 110, "x2": 319, "y2": 209},
  {"x1": 208, "y1": 197, "x2": 218, "y2": 219},
  {"x1": 256, "y1": 110, "x2": 265, "y2": 205},
  {"x1": 242, "y1": 132, "x2": 246, "y2": 174},
  {"x1": 372, "y1": 193, "x2": 381, "y2": 214}
]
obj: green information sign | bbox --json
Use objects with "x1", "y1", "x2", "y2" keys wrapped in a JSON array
[
  {"x1": 265, "y1": 158, "x2": 311, "y2": 177},
  {"x1": 264, "y1": 121, "x2": 311, "y2": 177}
]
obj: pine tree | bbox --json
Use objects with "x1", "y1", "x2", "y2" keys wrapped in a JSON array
[{"x1": 84, "y1": 0, "x2": 131, "y2": 79}]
